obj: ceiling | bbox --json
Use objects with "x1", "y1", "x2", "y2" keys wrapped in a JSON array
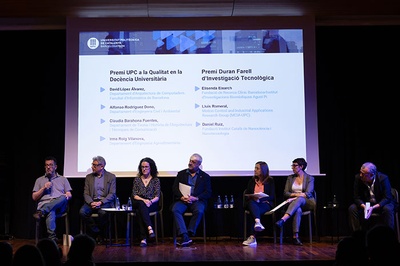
[{"x1": 1, "y1": 0, "x2": 400, "y2": 30}]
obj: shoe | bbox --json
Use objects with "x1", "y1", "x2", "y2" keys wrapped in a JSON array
[
  {"x1": 292, "y1": 237, "x2": 303, "y2": 246},
  {"x1": 275, "y1": 219, "x2": 285, "y2": 228},
  {"x1": 148, "y1": 228, "x2": 155, "y2": 239},
  {"x1": 89, "y1": 226, "x2": 100, "y2": 234},
  {"x1": 178, "y1": 233, "x2": 192, "y2": 247},
  {"x1": 49, "y1": 236, "x2": 59, "y2": 244},
  {"x1": 33, "y1": 210, "x2": 43, "y2": 220},
  {"x1": 254, "y1": 222, "x2": 265, "y2": 232},
  {"x1": 242, "y1": 236, "x2": 257, "y2": 246},
  {"x1": 96, "y1": 236, "x2": 105, "y2": 245},
  {"x1": 140, "y1": 239, "x2": 147, "y2": 247}
]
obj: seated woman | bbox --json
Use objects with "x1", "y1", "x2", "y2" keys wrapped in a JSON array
[
  {"x1": 242, "y1": 161, "x2": 275, "y2": 246},
  {"x1": 275, "y1": 158, "x2": 316, "y2": 246}
]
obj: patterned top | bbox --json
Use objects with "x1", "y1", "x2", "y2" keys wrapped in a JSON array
[{"x1": 131, "y1": 176, "x2": 161, "y2": 200}]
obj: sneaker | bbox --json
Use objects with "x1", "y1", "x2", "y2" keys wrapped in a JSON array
[
  {"x1": 254, "y1": 222, "x2": 265, "y2": 232},
  {"x1": 140, "y1": 239, "x2": 147, "y2": 247},
  {"x1": 178, "y1": 233, "x2": 192, "y2": 247},
  {"x1": 242, "y1": 236, "x2": 257, "y2": 246}
]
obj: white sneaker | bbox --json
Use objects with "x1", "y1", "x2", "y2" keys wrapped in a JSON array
[
  {"x1": 242, "y1": 236, "x2": 257, "y2": 246},
  {"x1": 254, "y1": 222, "x2": 265, "y2": 232}
]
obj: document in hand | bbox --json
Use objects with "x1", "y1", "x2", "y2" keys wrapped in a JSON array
[
  {"x1": 245, "y1": 192, "x2": 269, "y2": 199},
  {"x1": 269, "y1": 199, "x2": 291, "y2": 213},
  {"x1": 179, "y1": 182, "x2": 191, "y2": 196},
  {"x1": 364, "y1": 202, "x2": 370, "y2": 219}
]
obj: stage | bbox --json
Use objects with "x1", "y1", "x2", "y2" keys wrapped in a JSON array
[{"x1": 8, "y1": 236, "x2": 338, "y2": 265}]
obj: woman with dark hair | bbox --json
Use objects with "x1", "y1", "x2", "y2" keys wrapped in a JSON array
[
  {"x1": 131, "y1": 157, "x2": 161, "y2": 247},
  {"x1": 242, "y1": 161, "x2": 275, "y2": 246},
  {"x1": 275, "y1": 158, "x2": 316, "y2": 245}
]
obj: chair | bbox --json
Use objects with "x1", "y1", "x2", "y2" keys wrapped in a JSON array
[
  {"x1": 128, "y1": 191, "x2": 164, "y2": 244},
  {"x1": 243, "y1": 189, "x2": 278, "y2": 243},
  {"x1": 35, "y1": 205, "x2": 70, "y2": 246},
  {"x1": 277, "y1": 190, "x2": 318, "y2": 244},
  {"x1": 392, "y1": 188, "x2": 400, "y2": 242},
  {"x1": 370, "y1": 187, "x2": 400, "y2": 242},
  {"x1": 80, "y1": 212, "x2": 118, "y2": 243},
  {"x1": 172, "y1": 206, "x2": 207, "y2": 245}
]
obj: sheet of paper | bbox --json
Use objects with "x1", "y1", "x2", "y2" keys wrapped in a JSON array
[
  {"x1": 270, "y1": 200, "x2": 290, "y2": 213},
  {"x1": 179, "y1": 182, "x2": 191, "y2": 196},
  {"x1": 244, "y1": 192, "x2": 269, "y2": 199},
  {"x1": 365, "y1": 202, "x2": 370, "y2": 219}
]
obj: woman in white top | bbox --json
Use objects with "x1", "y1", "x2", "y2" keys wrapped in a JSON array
[{"x1": 275, "y1": 158, "x2": 316, "y2": 245}]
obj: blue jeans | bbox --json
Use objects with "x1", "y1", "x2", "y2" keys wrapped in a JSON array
[
  {"x1": 171, "y1": 200, "x2": 206, "y2": 236},
  {"x1": 38, "y1": 196, "x2": 68, "y2": 239}
]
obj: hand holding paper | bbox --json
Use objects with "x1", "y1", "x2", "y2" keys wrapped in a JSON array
[
  {"x1": 179, "y1": 182, "x2": 191, "y2": 196},
  {"x1": 245, "y1": 192, "x2": 269, "y2": 199},
  {"x1": 364, "y1": 202, "x2": 372, "y2": 219}
]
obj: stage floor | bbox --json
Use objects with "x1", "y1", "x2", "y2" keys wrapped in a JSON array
[{"x1": 8, "y1": 236, "x2": 338, "y2": 265}]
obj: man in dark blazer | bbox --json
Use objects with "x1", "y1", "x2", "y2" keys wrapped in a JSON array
[
  {"x1": 171, "y1": 153, "x2": 212, "y2": 247},
  {"x1": 79, "y1": 155, "x2": 116, "y2": 243},
  {"x1": 348, "y1": 162, "x2": 397, "y2": 232}
]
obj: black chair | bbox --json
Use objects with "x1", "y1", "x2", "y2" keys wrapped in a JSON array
[
  {"x1": 277, "y1": 190, "x2": 318, "y2": 244},
  {"x1": 172, "y1": 204, "x2": 207, "y2": 245},
  {"x1": 128, "y1": 191, "x2": 164, "y2": 244},
  {"x1": 35, "y1": 205, "x2": 70, "y2": 246},
  {"x1": 80, "y1": 212, "x2": 118, "y2": 243}
]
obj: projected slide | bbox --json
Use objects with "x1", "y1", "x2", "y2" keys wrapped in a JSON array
[{"x1": 65, "y1": 18, "x2": 319, "y2": 177}]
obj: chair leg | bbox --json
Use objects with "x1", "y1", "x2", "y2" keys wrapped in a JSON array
[
  {"x1": 313, "y1": 212, "x2": 318, "y2": 242},
  {"x1": 114, "y1": 214, "x2": 118, "y2": 243},
  {"x1": 243, "y1": 213, "x2": 247, "y2": 240},
  {"x1": 279, "y1": 227, "x2": 283, "y2": 244},
  {"x1": 65, "y1": 214, "x2": 70, "y2": 246},
  {"x1": 172, "y1": 217, "x2": 177, "y2": 246},
  {"x1": 160, "y1": 212, "x2": 164, "y2": 242},
  {"x1": 202, "y1": 214, "x2": 206, "y2": 243},
  {"x1": 396, "y1": 215, "x2": 400, "y2": 243},
  {"x1": 35, "y1": 219, "x2": 40, "y2": 244},
  {"x1": 308, "y1": 214, "x2": 312, "y2": 244},
  {"x1": 272, "y1": 215, "x2": 277, "y2": 244},
  {"x1": 154, "y1": 214, "x2": 158, "y2": 244}
]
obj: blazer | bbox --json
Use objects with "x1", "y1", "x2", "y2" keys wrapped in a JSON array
[
  {"x1": 352, "y1": 171, "x2": 395, "y2": 208},
  {"x1": 83, "y1": 170, "x2": 116, "y2": 206},
  {"x1": 172, "y1": 168, "x2": 212, "y2": 204},
  {"x1": 283, "y1": 173, "x2": 315, "y2": 200},
  {"x1": 244, "y1": 176, "x2": 276, "y2": 207}
]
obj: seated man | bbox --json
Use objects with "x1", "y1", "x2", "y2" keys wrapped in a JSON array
[
  {"x1": 171, "y1": 153, "x2": 212, "y2": 247},
  {"x1": 348, "y1": 162, "x2": 397, "y2": 232},
  {"x1": 79, "y1": 156, "x2": 116, "y2": 244},
  {"x1": 32, "y1": 156, "x2": 72, "y2": 242}
]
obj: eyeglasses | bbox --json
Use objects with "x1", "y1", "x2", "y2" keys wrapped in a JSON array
[
  {"x1": 92, "y1": 163, "x2": 102, "y2": 167},
  {"x1": 141, "y1": 166, "x2": 150, "y2": 169},
  {"x1": 360, "y1": 171, "x2": 373, "y2": 177},
  {"x1": 291, "y1": 164, "x2": 299, "y2": 167}
]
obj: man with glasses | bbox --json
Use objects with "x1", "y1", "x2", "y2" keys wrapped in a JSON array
[
  {"x1": 348, "y1": 162, "x2": 396, "y2": 232},
  {"x1": 79, "y1": 155, "x2": 116, "y2": 244},
  {"x1": 171, "y1": 153, "x2": 212, "y2": 247},
  {"x1": 32, "y1": 156, "x2": 72, "y2": 242}
]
